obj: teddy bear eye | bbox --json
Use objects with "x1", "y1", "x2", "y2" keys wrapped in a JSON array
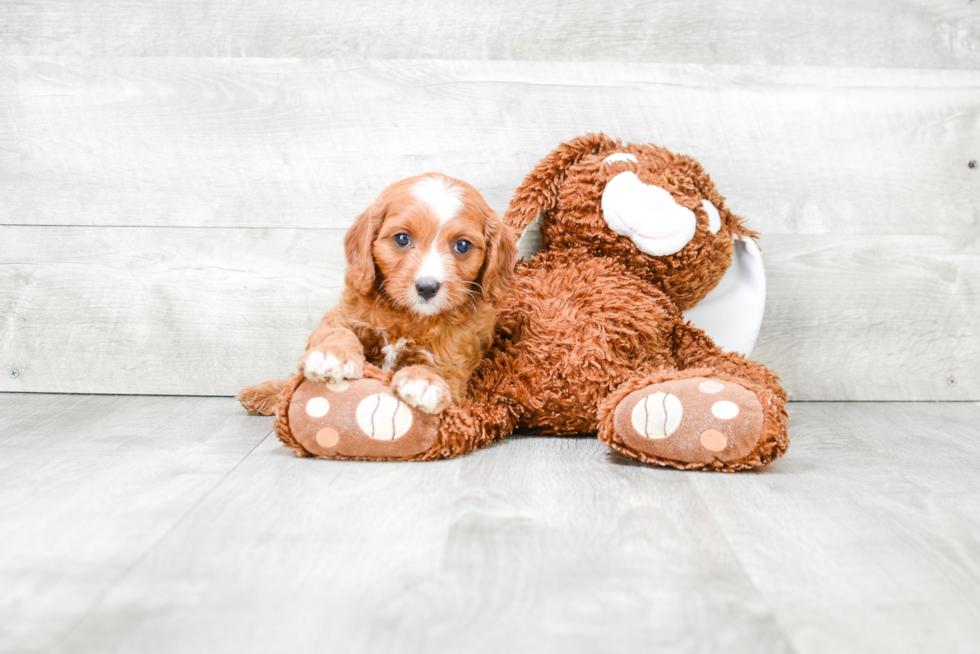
[
  {"x1": 602, "y1": 152, "x2": 638, "y2": 165},
  {"x1": 393, "y1": 233, "x2": 411, "y2": 248},
  {"x1": 453, "y1": 239, "x2": 472, "y2": 254}
]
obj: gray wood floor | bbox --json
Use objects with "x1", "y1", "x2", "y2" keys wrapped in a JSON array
[{"x1": 2, "y1": 394, "x2": 979, "y2": 654}]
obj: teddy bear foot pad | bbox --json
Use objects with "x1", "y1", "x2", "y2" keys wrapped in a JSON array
[
  {"x1": 612, "y1": 377, "x2": 763, "y2": 465},
  {"x1": 280, "y1": 377, "x2": 440, "y2": 460}
]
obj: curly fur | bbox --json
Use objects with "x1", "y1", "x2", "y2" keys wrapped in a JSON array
[
  {"x1": 263, "y1": 134, "x2": 790, "y2": 472},
  {"x1": 238, "y1": 173, "x2": 518, "y2": 415},
  {"x1": 413, "y1": 133, "x2": 788, "y2": 471}
]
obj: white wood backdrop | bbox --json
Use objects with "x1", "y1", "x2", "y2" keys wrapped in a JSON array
[{"x1": 1, "y1": 2, "x2": 978, "y2": 400}]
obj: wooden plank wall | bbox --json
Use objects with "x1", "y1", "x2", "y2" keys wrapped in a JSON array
[{"x1": 1, "y1": 1, "x2": 978, "y2": 400}]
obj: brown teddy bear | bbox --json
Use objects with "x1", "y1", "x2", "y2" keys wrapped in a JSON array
[{"x1": 275, "y1": 134, "x2": 789, "y2": 471}]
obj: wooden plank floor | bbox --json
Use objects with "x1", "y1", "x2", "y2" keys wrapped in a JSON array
[{"x1": 2, "y1": 394, "x2": 979, "y2": 654}]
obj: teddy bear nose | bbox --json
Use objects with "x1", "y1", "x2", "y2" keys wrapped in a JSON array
[{"x1": 415, "y1": 278, "x2": 441, "y2": 301}]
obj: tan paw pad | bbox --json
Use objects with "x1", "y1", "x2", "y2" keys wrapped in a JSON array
[
  {"x1": 699, "y1": 380, "x2": 724, "y2": 394},
  {"x1": 699, "y1": 429, "x2": 727, "y2": 452},
  {"x1": 305, "y1": 397, "x2": 330, "y2": 418},
  {"x1": 630, "y1": 392, "x2": 683, "y2": 439},
  {"x1": 613, "y1": 377, "x2": 764, "y2": 464},
  {"x1": 355, "y1": 394, "x2": 413, "y2": 440},
  {"x1": 711, "y1": 400, "x2": 739, "y2": 420},
  {"x1": 284, "y1": 377, "x2": 440, "y2": 460},
  {"x1": 316, "y1": 428, "x2": 340, "y2": 448}
]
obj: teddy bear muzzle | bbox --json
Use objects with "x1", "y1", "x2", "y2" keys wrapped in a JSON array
[{"x1": 600, "y1": 171, "x2": 698, "y2": 257}]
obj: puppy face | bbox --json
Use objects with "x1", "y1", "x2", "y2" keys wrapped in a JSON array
[{"x1": 344, "y1": 173, "x2": 516, "y2": 315}]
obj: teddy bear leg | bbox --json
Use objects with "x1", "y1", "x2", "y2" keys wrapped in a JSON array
[
  {"x1": 274, "y1": 368, "x2": 441, "y2": 461},
  {"x1": 597, "y1": 366, "x2": 788, "y2": 471},
  {"x1": 274, "y1": 365, "x2": 519, "y2": 461},
  {"x1": 428, "y1": 388, "x2": 521, "y2": 459}
]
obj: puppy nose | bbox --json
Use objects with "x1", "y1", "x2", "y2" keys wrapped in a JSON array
[{"x1": 415, "y1": 278, "x2": 441, "y2": 301}]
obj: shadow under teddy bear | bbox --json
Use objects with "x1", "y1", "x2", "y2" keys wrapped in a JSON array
[{"x1": 275, "y1": 134, "x2": 789, "y2": 472}]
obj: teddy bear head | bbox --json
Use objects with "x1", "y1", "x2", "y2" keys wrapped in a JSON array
[{"x1": 505, "y1": 133, "x2": 756, "y2": 311}]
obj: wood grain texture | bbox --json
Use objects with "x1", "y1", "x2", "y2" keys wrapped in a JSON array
[
  {"x1": 2, "y1": 227, "x2": 977, "y2": 400},
  {"x1": 49, "y1": 413, "x2": 791, "y2": 654},
  {"x1": 689, "y1": 402, "x2": 980, "y2": 654},
  {"x1": 848, "y1": 402, "x2": 980, "y2": 524},
  {"x1": 753, "y1": 233, "x2": 980, "y2": 401},
  {"x1": 0, "y1": 226, "x2": 347, "y2": 397},
  {"x1": 1, "y1": 58, "x2": 977, "y2": 237},
  {"x1": 52, "y1": 419, "x2": 467, "y2": 654},
  {"x1": 2, "y1": 395, "x2": 977, "y2": 653},
  {"x1": 1, "y1": 0, "x2": 978, "y2": 69},
  {"x1": 0, "y1": 393, "x2": 270, "y2": 654},
  {"x1": 379, "y1": 437, "x2": 793, "y2": 654}
]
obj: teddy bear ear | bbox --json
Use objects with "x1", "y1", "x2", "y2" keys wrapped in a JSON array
[
  {"x1": 722, "y1": 207, "x2": 760, "y2": 242},
  {"x1": 504, "y1": 133, "x2": 620, "y2": 244}
]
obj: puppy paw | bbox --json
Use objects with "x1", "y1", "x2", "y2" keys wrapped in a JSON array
[
  {"x1": 300, "y1": 346, "x2": 364, "y2": 384},
  {"x1": 391, "y1": 367, "x2": 452, "y2": 414}
]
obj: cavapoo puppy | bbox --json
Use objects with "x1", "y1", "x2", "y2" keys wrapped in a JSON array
[{"x1": 237, "y1": 173, "x2": 518, "y2": 416}]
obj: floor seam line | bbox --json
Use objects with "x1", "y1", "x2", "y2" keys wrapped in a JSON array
[
  {"x1": 46, "y1": 429, "x2": 274, "y2": 652},
  {"x1": 686, "y1": 475, "x2": 803, "y2": 654}
]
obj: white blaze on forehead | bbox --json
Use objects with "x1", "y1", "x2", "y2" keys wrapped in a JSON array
[
  {"x1": 415, "y1": 241, "x2": 447, "y2": 282},
  {"x1": 412, "y1": 176, "x2": 463, "y2": 224},
  {"x1": 602, "y1": 152, "x2": 638, "y2": 165}
]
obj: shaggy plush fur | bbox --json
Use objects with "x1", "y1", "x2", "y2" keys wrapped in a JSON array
[{"x1": 271, "y1": 134, "x2": 790, "y2": 471}]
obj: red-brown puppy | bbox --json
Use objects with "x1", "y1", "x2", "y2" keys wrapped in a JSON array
[{"x1": 238, "y1": 173, "x2": 517, "y2": 416}]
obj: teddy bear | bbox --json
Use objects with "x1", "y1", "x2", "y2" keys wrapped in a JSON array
[{"x1": 274, "y1": 134, "x2": 789, "y2": 471}]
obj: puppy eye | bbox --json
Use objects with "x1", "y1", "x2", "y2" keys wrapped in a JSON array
[
  {"x1": 453, "y1": 239, "x2": 472, "y2": 254},
  {"x1": 393, "y1": 233, "x2": 411, "y2": 248}
]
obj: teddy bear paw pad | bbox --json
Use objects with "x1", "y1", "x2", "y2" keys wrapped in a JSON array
[
  {"x1": 613, "y1": 377, "x2": 763, "y2": 464},
  {"x1": 283, "y1": 377, "x2": 439, "y2": 459}
]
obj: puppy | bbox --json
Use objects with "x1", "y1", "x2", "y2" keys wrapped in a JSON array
[{"x1": 237, "y1": 173, "x2": 518, "y2": 416}]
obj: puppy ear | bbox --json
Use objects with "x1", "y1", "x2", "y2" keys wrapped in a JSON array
[
  {"x1": 344, "y1": 195, "x2": 388, "y2": 296},
  {"x1": 503, "y1": 132, "x2": 620, "y2": 240},
  {"x1": 478, "y1": 205, "x2": 519, "y2": 306}
]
